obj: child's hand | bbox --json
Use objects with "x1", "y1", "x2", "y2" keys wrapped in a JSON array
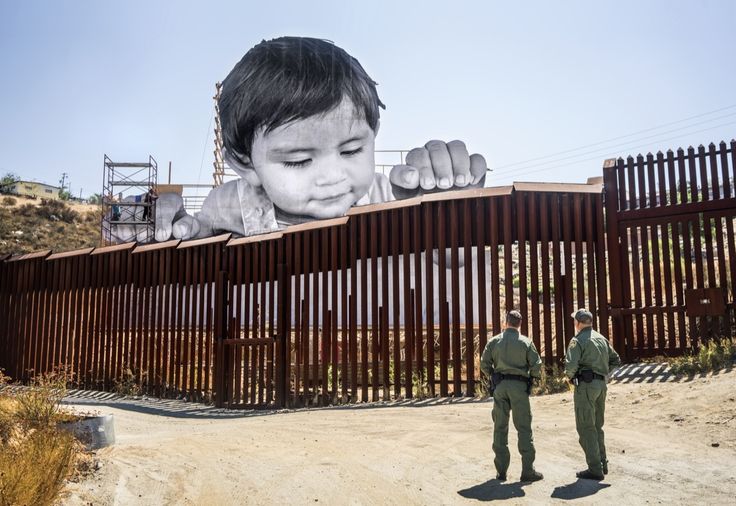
[
  {"x1": 389, "y1": 140, "x2": 487, "y2": 198},
  {"x1": 154, "y1": 193, "x2": 200, "y2": 241}
]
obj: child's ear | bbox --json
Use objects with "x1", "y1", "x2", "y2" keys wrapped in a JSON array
[{"x1": 223, "y1": 147, "x2": 263, "y2": 187}]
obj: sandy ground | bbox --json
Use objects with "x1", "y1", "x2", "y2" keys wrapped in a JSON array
[{"x1": 60, "y1": 364, "x2": 736, "y2": 505}]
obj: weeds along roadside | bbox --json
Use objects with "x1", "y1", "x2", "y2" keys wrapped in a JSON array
[
  {"x1": 0, "y1": 368, "x2": 93, "y2": 506},
  {"x1": 656, "y1": 336, "x2": 736, "y2": 377}
]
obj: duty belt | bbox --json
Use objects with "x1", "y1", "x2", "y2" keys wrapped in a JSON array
[
  {"x1": 576, "y1": 370, "x2": 606, "y2": 383},
  {"x1": 495, "y1": 373, "x2": 529, "y2": 383}
]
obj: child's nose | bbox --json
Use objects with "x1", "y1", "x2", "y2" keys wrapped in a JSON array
[{"x1": 314, "y1": 158, "x2": 348, "y2": 186}]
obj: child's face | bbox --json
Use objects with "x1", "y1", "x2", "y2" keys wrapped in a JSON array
[{"x1": 249, "y1": 99, "x2": 377, "y2": 220}]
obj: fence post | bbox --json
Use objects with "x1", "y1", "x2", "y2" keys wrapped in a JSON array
[
  {"x1": 214, "y1": 270, "x2": 229, "y2": 408},
  {"x1": 603, "y1": 158, "x2": 627, "y2": 360},
  {"x1": 275, "y1": 260, "x2": 288, "y2": 408}
]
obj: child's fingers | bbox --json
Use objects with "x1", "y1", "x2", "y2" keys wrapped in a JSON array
[
  {"x1": 469, "y1": 153, "x2": 488, "y2": 185},
  {"x1": 406, "y1": 148, "x2": 435, "y2": 190},
  {"x1": 447, "y1": 140, "x2": 471, "y2": 187},
  {"x1": 424, "y1": 140, "x2": 453, "y2": 189},
  {"x1": 155, "y1": 192, "x2": 184, "y2": 242},
  {"x1": 389, "y1": 164, "x2": 420, "y2": 189},
  {"x1": 172, "y1": 215, "x2": 200, "y2": 240}
]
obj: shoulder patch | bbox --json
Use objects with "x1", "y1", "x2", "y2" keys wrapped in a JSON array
[{"x1": 568, "y1": 339, "x2": 578, "y2": 350}]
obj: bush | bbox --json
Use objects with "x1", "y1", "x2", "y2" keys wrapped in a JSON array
[
  {"x1": 0, "y1": 370, "x2": 80, "y2": 505},
  {"x1": 668, "y1": 337, "x2": 736, "y2": 376},
  {"x1": 0, "y1": 429, "x2": 77, "y2": 506},
  {"x1": 14, "y1": 371, "x2": 68, "y2": 430},
  {"x1": 532, "y1": 363, "x2": 570, "y2": 396},
  {"x1": 1, "y1": 196, "x2": 16, "y2": 206},
  {"x1": 17, "y1": 203, "x2": 36, "y2": 217},
  {"x1": 38, "y1": 199, "x2": 79, "y2": 224},
  {"x1": 113, "y1": 365, "x2": 142, "y2": 397}
]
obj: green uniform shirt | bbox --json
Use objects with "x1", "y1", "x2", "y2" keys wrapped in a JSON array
[
  {"x1": 480, "y1": 328, "x2": 542, "y2": 379},
  {"x1": 564, "y1": 327, "x2": 621, "y2": 379}
]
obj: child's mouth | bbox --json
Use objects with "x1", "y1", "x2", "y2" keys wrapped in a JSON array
[{"x1": 316, "y1": 192, "x2": 350, "y2": 205}]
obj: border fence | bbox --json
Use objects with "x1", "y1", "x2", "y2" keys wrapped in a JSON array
[{"x1": 1, "y1": 140, "x2": 734, "y2": 409}]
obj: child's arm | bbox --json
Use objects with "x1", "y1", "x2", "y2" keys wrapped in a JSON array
[
  {"x1": 153, "y1": 183, "x2": 244, "y2": 241},
  {"x1": 389, "y1": 140, "x2": 487, "y2": 198}
]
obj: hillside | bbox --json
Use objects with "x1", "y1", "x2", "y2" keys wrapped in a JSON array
[{"x1": 0, "y1": 195, "x2": 101, "y2": 257}]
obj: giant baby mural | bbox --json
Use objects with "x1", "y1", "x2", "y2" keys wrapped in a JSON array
[{"x1": 112, "y1": 36, "x2": 492, "y2": 325}]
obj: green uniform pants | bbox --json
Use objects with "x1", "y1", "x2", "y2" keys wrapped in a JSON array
[
  {"x1": 574, "y1": 380, "x2": 607, "y2": 475},
  {"x1": 492, "y1": 379, "x2": 535, "y2": 475}
]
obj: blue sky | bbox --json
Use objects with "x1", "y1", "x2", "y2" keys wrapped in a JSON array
[{"x1": 1, "y1": 0, "x2": 734, "y2": 198}]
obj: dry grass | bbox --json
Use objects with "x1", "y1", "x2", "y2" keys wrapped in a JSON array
[
  {"x1": 532, "y1": 363, "x2": 570, "y2": 396},
  {"x1": 0, "y1": 197, "x2": 100, "y2": 256},
  {"x1": 665, "y1": 337, "x2": 736, "y2": 377},
  {"x1": 0, "y1": 370, "x2": 82, "y2": 506},
  {"x1": 0, "y1": 428, "x2": 77, "y2": 506}
]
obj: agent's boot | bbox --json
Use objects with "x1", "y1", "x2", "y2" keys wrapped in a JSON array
[
  {"x1": 576, "y1": 469, "x2": 604, "y2": 480},
  {"x1": 495, "y1": 472, "x2": 507, "y2": 482},
  {"x1": 519, "y1": 470, "x2": 544, "y2": 482}
]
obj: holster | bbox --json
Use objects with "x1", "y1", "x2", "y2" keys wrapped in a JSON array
[{"x1": 580, "y1": 369, "x2": 595, "y2": 383}]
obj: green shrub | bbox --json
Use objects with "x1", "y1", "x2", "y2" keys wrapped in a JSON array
[
  {"x1": 113, "y1": 365, "x2": 142, "y2": 397},
  {"x1": 668, "y1": 337, "x2": 735, "y2": 376},
  {"x1": 14, "y1": 371, "x2": 69, "y2": 429},
  {"x1": 532, "y1": 363, "x2": 570, "y2": 396}
]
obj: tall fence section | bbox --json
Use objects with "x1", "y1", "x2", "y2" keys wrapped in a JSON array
[
  {"x1": 1, "y1": 140, "x2": 734, "y2": 408},
  {"x1": 605, "y1": 141, "x2": 736, "y2": 359}
]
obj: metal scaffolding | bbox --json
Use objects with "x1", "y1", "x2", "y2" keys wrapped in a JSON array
[
  {"x1": 101, "y1": 154, "x2": 158, "y2": 244},
  {"x1": 212, "y1": 82, "x2": 226, "y2": 187}
]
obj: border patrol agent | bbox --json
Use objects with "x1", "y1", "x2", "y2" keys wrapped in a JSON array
[
  {"x1": 480, "y1": 310, "x2": 543, "y2": 482},
  {"x1": 564, "y1": 308, "x2": 621, "y2": 480}
]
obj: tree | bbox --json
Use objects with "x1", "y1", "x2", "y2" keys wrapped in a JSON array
[
  {"x1": 88, "y1": 193, "x2": 103, "y2": 205},
  {"x1": 0, "y1": 172, "x2": 20, "y2": 194}
]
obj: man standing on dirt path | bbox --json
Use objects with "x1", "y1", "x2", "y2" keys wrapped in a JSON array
[
  {"x1": 565, "y1": 308, "x2": 621, "y2": 481},
  {"x1": 480, "y1": 310, "x2": 544, "y2": 483}
]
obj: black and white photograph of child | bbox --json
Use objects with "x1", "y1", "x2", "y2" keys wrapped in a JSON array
[{"x1": 130, "y1": 36, "x2": 489, "y2": 242}]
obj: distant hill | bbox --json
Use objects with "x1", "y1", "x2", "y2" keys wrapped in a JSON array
[{"x1": 0, "y1": 195, "x2": 101, "y2": 257}]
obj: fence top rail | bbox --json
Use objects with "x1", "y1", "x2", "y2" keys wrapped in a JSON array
[
  {"x1": 90, "y1": 242, "x2": 136, "y2": 256},
  {"x1": 6, "y1": 250, "x2": 51, "y2": 262},
  {"x1": 283, "y1": 216, "x2": 349, "y2": 234},
  {"x1": 423, "y1": 185, "x2": 514, "y2": 201},
  {"x1": 176, "y1": 233, "x2": 231, "y2": 249},
  {"x1": 0, "y1": 253, "x2": 10, "y2": 262},
  {"x1": 347, "y1": 195, "x2": 422, "y2": 213},
  {"x1": 47, "y1": 247, "x2": 95, "y2": 260},
  {"x1": 132, "y1": 239, "x2": 181, "y2": 254},
  {"x1": 513, "y1": 182, "x2": 602, "y2": 194},
  {"x1": 228, "y1": 231, "x2": 283, "y2": 247}
]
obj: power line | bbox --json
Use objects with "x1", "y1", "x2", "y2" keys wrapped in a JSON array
[
  {"x1": 196, "y1": 105, "x2": 215, "y2": 191},
  {"x1": 493, "y1": 120, "x2": 736, "y2": 182},
  {"x1": 493, "y1": 111, "x2": 736, "y2": 175},
  {"x1": 494, "y1": 103, "x2": 736, "y2": 171}
]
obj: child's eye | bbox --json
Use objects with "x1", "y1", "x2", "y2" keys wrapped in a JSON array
[
  {"x1": 283, "y1": 159, "x2": 311, "y2": 168},
  {"x1": 341, "y1": 147, "x2": 363, "y2": 157}
]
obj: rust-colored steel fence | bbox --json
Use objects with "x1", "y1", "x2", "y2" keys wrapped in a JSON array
[
  {"x1": 605, "y1": 141, "x2": 736, "y2": 359},
  {"x1": 1, "y1": 140, "x2": 733, "y2": 408},
  {"x1": 0, "y1": 183, "x2": 606, "y2": 408}
]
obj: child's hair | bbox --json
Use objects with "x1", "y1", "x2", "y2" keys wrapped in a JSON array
[{"x1": 219, "y1": 36, "x2": 385, "y2": 161}]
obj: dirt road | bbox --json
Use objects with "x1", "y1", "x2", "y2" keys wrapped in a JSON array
[{"x1": 62, "y1": 365, "x2": 736, "y2": 505}]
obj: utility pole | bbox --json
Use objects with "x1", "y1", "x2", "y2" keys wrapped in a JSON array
[{"x1": 60, "y1": 172, "x2": 68, "y2": 190}]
